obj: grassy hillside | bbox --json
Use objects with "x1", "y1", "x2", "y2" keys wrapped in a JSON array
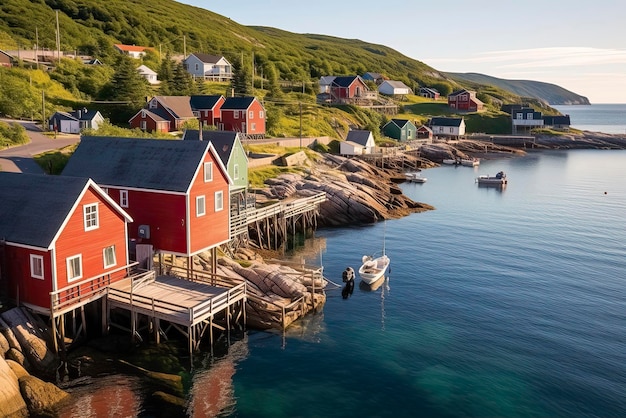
[{"x1": 445, "y1": 72, "x2": 590, "y2": 105}]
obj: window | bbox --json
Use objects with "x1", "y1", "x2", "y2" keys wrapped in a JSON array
[
  {"x1": 259, "y1": 111, "x2": 264, "y2": 119},
  {"x1": 30, "y1": 255, "x2": 44, "y2": 280},
  {"x1": 140, "y1": 121, "x2": 147, "y2": 130},
  {"x1": 120, "y1": 190, "x2": 129, "y2": 208},
  {"x1": 204, "y1": 162, "x2": 213, "y2": 182},
  {"x1": 195, "y1": 63, "x2": 199, "y2": 71},
  {"x1": 234, "y1": 110, "x2": 240, "y2": 119},
  {"x1": 233, "y1": 164, "x2": 239, "y2": 180},
  {"x1": 101, "y1": 187, "x2": 109, "y2": 194},
  {"x1": 196, "y1": 195, "x2": 206, "y2": 216},
  {"x1": 84, "y1": 203, "x2": 99, "y2": 231},
  {"x1": 67, "y1": 255, "x2": 82, "y2": 282},
  {"x1": 250, "y1": 123, "x2": 256, "y2": 131},
  {"x1": 149, "y1": 99, "x2": 157, "y2": 109},
  {"x1": 103, "y1": 245, "x2": 116, "y2": 268},
  {"x1": 249, "y1": 111, "x2": 254, "y2": 119},
  {"x1": 215, "y1": 191, "x2": 224, "y2": 212}
]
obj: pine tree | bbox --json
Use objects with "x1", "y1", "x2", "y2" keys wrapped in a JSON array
[
  {"x1": 158, "y1": 53, "x2": 174, "y2": 95},
  {"x1": 171, "y1": 62, "x2": 194, "y2": 95},
  {"x1": 108, "y1": 55, "x2": 150, "y2": 106},
  {"x1": 230, "y1": 54, "x2": 253, "y2": 96}
]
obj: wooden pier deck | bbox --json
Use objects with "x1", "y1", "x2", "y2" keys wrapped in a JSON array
[{"x1": 107, "y1": 274, "x2": 246, "y2": 352}]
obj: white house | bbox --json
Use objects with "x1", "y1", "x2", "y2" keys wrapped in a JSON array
[
  {"x1": 113, "y1": 44, "x2": 153, "y2": 59},
  {"x1": 318, "y1": 76, "x2": 337, "y2": 94},
  {"x1": 183, "y1": 53, "x2": 233, "y2": 80},
  {"x1": 378, "y1": 80, "x2": 412, "y2": 96},
  {"x1": 137, "y1": 65, "x2": 158, "y2": 84},
  {"x1": 48, "y1": 109, "x2": 104, "y2": 134},
  {"x1": 340, "y1": 130, "x2": 376, "y2": 155},
  {"x1": 429, "y1": 117, "x2": 466, "y2": 139}
]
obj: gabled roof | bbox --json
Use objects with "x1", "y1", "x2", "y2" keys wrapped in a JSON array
[
  {"x1": 319, "y1": 76, "x2": 336, "y2": 85},
  {"x1": 388, "y1": 119, "x2": 413, "y2": 129},
  {"x1": 449, "y1": 89, "x2": 475, "y2": 97},
  {"x1": 187, "y1": 53, "x2": 226, "y2": 64},
  {"x1": 429, "y1": 117, "x2": 464, "y2": 127},
  {"x1": 62, "y1": 137, "x2": 215, "y2": 192},
  {"x1": 0, "y1": 49, "x2": 13, "y2": 60},
  {"x1": 183, "y1": 130, "x2": 246, "y2": 166},
  {"x1": 0, "y1": 173, "x2": 130, "y2": 249},
  {"x1": 137, "y1": 65, "x2": 157, "y2": 75},
  {"x1": 114, "y1": 44, "x2": 153, "y2": 53},
  {"x1": 50, "y1": 109, "x2": 101, "y2": 122},
  {"x1": 129, "y1": 108, "x2": 169, "y2": 123},
  {"x1": 380, "y1": 80, "x2": 410, "y2": 89},
  {"x1": 50, "y1": 111, "x2": 77, "y2": 122},
  {"x1": 331, "y1": 76, "x2": 367, "y2": 88},
  {"x1": 346, "y1": 130, "x2": 373, "y2": 147},
  {"x1": 190, "y1": 95, "x2": 224, "y2": 110},
  {"x1": 151, "y1": 96, "x2": 195, "y2": 119},
  {"x1": 221, "y1": 97, "x2": 258, "y2": 111},
  {"x1": 417, "y1": 125, "x2": 433, "y2": 132},
  {"x1": 419, "y1": 87, "x2": 439, "y2": 94}
]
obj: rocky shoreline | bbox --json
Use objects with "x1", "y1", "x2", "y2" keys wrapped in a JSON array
[{"x1": 2, "y1": 130, "x2": 625, "y2": 415}]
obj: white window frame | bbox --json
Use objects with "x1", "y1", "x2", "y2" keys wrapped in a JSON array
[
  {"x1": 120, "y1": 190, "x2": 129, "y2": 208},
  {"x1": 204, "y1": 162, "x2": 213, "y2": 182},
  {"x1": 250, "y1": 123, "x2": 256, "y2": 131},
  {"x1": 140, "y1": 120, "x2": 147, "y2": 130},
  {"x1": 196, "y1": 195, "x2": 206, "y2": 217},
  {"x1": 103, "y1": 245, "x2": 116, "y2": 269},
  {"x1": 215, "y1": 191, "x2": 224, "y2": 212},
  {"x1": 259, "y1": 110, "x2": 264, "y2": 119},
  {"x1": 66, "y1": 254, "x2": 82, "y2": 282},
  {"x1": 249, "y1": 110, "x2": 254, "y2": 119},
  {"x1": 30, "y1": 254, "x2": 44, "y2": 280},
  {"x1": 84, "y1": 203, "x2": 99, "y2": 231},
  {"x1": 234, "y1": 110, "x2": 240, "y2": 119},
  {"x1": 233, "y1": 164, "x2": 239, "y2": 180}
]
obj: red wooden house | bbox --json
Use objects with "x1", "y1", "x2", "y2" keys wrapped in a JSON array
[
  {"x1": 0, "y1": 173, "x2": 133, "y2": 315},
  {"x1": 447, "y1": 89, "x2": 484, "y2": 112},
  {"x1": 329, "y1": 76, "x2": 370, "y2": 103},
  {"x1": 190, "y1": 95, "x2": 225, "y2": 128},
  {"x1": 129, "y1": 96, "x2": 196, "y2": 133},
  {"x1": 61, "y1": 136, "x2": 232, "y2": 259},
  {"x1": 218, "y1": 97, "x2": 266, "y2": 139}
]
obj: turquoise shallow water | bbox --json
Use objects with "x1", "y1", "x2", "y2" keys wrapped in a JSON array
[{"x1": 57, "y1": 150, "x2": 626, "y2": 417}]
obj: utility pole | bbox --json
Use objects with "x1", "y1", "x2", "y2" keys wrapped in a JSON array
[
  {"x1": 35, "y1": 27, "x2": 39, "y2": 69},
  {"x1": 41, "y1": 90, "x2": 46, "y2": 130},
  {"x1": 299, "y1": 102, "x2": 303, "y2": 149},
  {"x1": 55, "y1": 10, "x2": 61, "y2": 61},
  {"x1": 183, "y1": 35, "x2": 186, "y2": 57}
]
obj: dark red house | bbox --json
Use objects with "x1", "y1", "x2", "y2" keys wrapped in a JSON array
[
  {"x1": 61, "y1": 136, "x2": 232, "y2": 258},
  {"x1": 329, "y1": 76, "x2": 370, "y2": 102},
  {"x1": 129, "y1": 96, "x2": 196, "y2": 133},
  {"x1": 218, "y1": 97, "x2": 266, "y2": 139},
  {"x1": 190, "y1": 95, "x2": 225, "y2": 128},
  {"x1": 0, "y1": 173, "x2": 133, "y2": 314},
  {"x1": 447, "y1": 89, "x2": 484, "y2": 112}
]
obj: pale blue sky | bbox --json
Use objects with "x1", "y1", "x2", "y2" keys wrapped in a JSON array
[{"x1": 180, "y1": 0, "x2": 626, "y2": 103}]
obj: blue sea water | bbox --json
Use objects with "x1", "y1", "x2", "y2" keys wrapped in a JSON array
[
  {"x1": 552, "y1": 104, "x2": 626, "y2": 134},
  {"x1": 56, "y1": 150, "x2": 626, "y2": 417}
]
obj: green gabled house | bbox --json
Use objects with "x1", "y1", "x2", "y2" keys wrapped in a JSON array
[
  {"x1": 183, "y1": 129, "x2": 252, "y2": 213},
  {"x1": 382, "y1": 118, "x2": 417, "y2": 141}
]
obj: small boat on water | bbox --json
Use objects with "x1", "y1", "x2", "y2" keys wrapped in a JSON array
[
  {"x1": 405, "y1": 172, "x2": 427, "y2": 183},
  {"x1": 358, "y1": 221, "x2": 390, "y2": 285},
  {"x1": 359, "y1": 253, "x2": 390, "y2": 285},
  {"x1": 461, "y1": 158, "x2": 480, "y2": 167},
  {"x1": 476, "y1": 171, "x2": 508, "y2": 186},
  {"x1": 442, "y1": 158, "x2": 459, "y2": 165}
]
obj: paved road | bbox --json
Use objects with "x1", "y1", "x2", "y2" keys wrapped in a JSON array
[{"x1": 0, "y1": 119, "x2": 80, "y2": 173}]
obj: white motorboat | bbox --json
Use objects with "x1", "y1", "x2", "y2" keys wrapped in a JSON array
[
  {"x1": 359, "y1": 222, "x2": 390, "y2": 284},
  {"x1": 442, "y1": 158, "x2": 459, "y2": 165},
  {"x1": 405, "y1": 172, "x2": 427, "y2": 183},
  {"x1": 358, "y1": 253, "x2": 390, "y2": 285},
  {"x1": 461, "y1": 158, "x2": 480, "y2": 167},
  {"x1": 476, "y1": 171, "x2": 507, "y2": 186}
]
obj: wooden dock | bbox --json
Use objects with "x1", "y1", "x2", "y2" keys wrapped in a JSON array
[{"x1": 107, "y1": 273, "x2": 246, "y2": 354}]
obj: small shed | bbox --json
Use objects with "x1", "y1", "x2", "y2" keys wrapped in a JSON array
[
  {"x1": 340, "y1": 130, "x2": 375, "y2": 155},
  {"x1": 378, "y1": 80, "x2": 412, "y2": 96}
]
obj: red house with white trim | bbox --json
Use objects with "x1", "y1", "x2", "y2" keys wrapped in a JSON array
[
  {"x1": 448, "y1": 89, "x2": 484, "y2": 112},
  {"x1": 190, "y1": 95, "x2": 225, "y2": 128},
  {"x1": 0, "y1": 173, "x2": 133, "y2": 314},
  {"x1": 218, "y1": 97, "x2": 266, "y2": 139},
  {"x1": 129, "y1": 96, "x2": 196, "y2": 133},
  {"x1": 61, "y1": 137, "x2": 232, "y2": 258}
]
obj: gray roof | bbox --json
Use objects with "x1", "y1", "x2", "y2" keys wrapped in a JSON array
[
  {"x1": 429, "y1": 117, "x2": 463, "y2": 127},
  {"x1": 221, "y1": 97, "x2": 256, "y2": 110},
  {"x1": 182, "y1": 130, "x2": 239, "y2": 166},
  {"x1": 188, "y1": 53, "x2": 225, "y2": 64},
  {"x1": 346, "y1": 130, "x2": 373, "y2": 146},
  {"x1": 0, "y1": 173, "x2": 90, "y2": 248},
  {"x1": 151, "y1": 96, "x2": 195, "y2": 119},
  {"x1": 62, "y1": 136, "x2": 211, "y2": 192},
  {"x1": 190, "y1": 95, "x2": 223, "y2": 110}
]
